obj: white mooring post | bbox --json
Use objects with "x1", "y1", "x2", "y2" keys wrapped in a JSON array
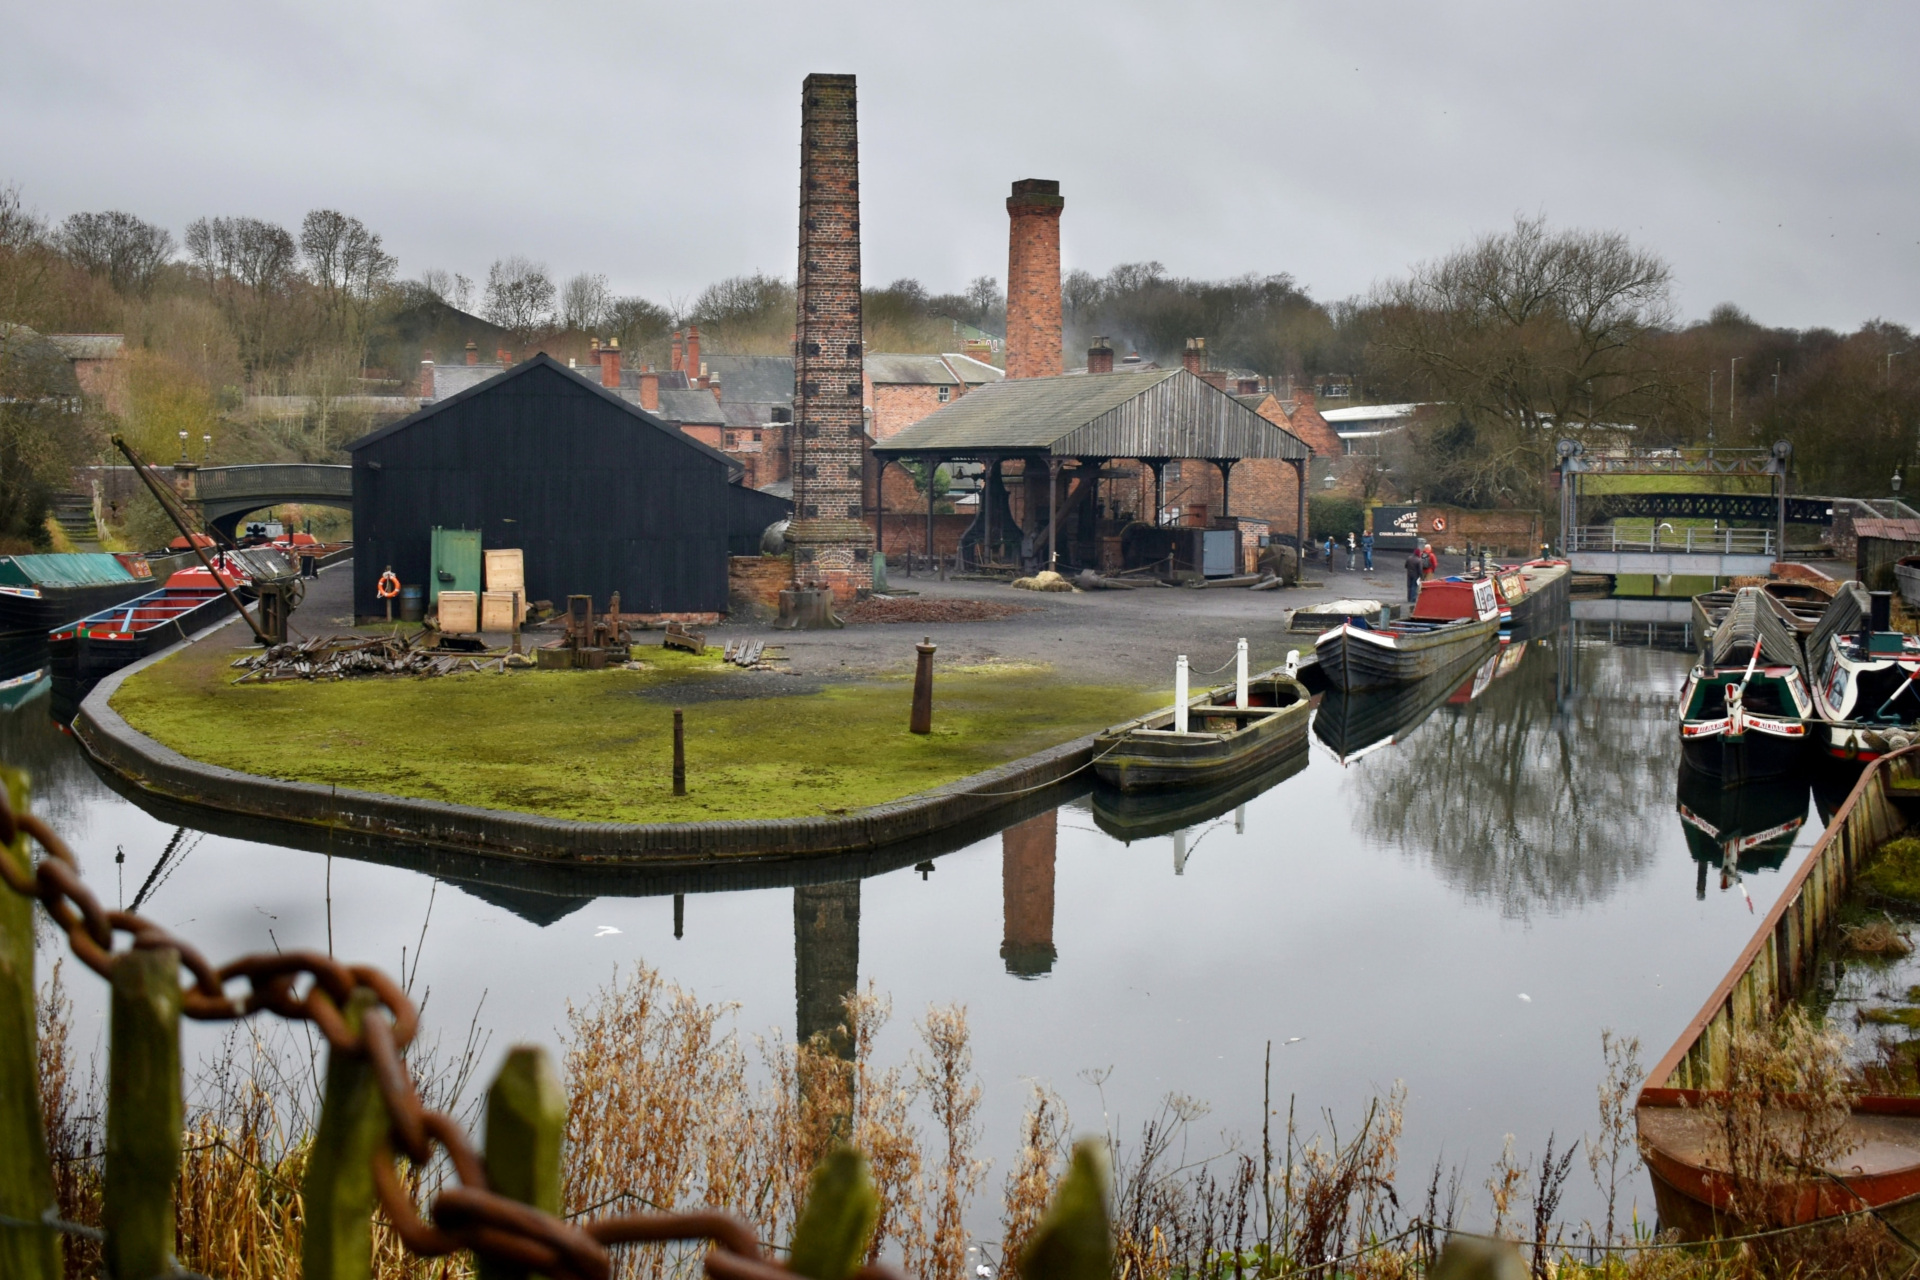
[
  {"x1": 1235, "y1": 637, "x2": 1249, "y2": 709},
  {"x1": 1174, "y1": 655, "x2": 1190, "y2": 733}
]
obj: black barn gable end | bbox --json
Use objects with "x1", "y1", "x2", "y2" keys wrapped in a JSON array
[{"x1": 347, "y1": 356, "x2": 760, "y2": 619}]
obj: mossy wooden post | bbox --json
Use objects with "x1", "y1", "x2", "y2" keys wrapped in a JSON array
[
  {"x1": 0, "y1": 768, "x2": 59, "y2": 1280},
  {"x1": 103, "y1": 945, "x2": 183, "y2": 1280},
  {"x1": 302, "y1": 988, "x2": 389, "y2": 1280},
  {"x1": 788, "y1": 1147, "x2": 879, "y2": 1280},
  {"x1": 480, "y1": 1046, "x2": 566, "y2": 1280}
]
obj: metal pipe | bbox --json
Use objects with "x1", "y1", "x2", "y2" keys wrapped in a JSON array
[
  {"x1": 672, "y1": 709, "x2": 686, "y2": 796},
  {"x1": 1047, "y1": 457, "x2": 1061, "y2": 569},
  {"x1": 1235, "y1": 638, "x2": 1248, "y2": 709}
]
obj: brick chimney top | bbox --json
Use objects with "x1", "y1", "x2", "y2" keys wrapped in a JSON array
[
  {"x1": 638, "y1": 369, "x2": 660, "y2": 412},
  {"x1": 1005, "y1": 179, "x2": 1064, "y2": 380},
  {"x1": 686, "y1": 325, "x2": 702, "y2": 381},
  {"x1": 418, "y1": 356, "x2": 434, "y2": 400},
  {"x1": 465, "y1": 341, "x2": 478, "y2": 366},
  {"x1": 597, "y1": 337, "x2": 622, "y2": 390},
  {"x1": 1182, "y1": 338, "x2": 1206, "y2": 376},
  {"x1": 710, "y1": 372, "x2": 722, "y2": 405},
  {"x1": 671, "y1": 330, "x2": 684, "y2": 372},
  {"x1": 1087, "y1": 337, "x2": 1113, "y2": 375}
]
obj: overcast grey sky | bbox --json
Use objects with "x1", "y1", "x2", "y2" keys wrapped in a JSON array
[{"x1": 4, "y1": 0, "x2": 1915, "y2": 330}]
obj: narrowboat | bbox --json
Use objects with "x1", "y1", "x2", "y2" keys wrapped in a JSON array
[
  {"x1": 1313, "y1": 576, "x2": 1502, "y2": 692},
  {"x1": 1807, "y1": 582, "x2": 1920, "y2": 762},
  {"x1": 1092, "y1": 665, "x2": 1312, "y2": 792},
  {"x1": 49, "y1": 576, "x2": 239, "y2": 687},
  {"x1": 1677, "y1": 587, "x2": 1813, "y2": 782},
  {"x1": 1091, "y1": 738, "x2": 1310, "y2": 841},
  {"x1": 0, "y1": 552, "x2": 159, "y2": 635},
  {"x1": 1488, "y1": 559, "x2": 1572, "y2": 630},
  {"x1": 1673, "y1": 762, "x2": 1807, "y2": 897}
]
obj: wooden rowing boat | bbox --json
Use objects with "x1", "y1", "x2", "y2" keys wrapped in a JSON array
[
  {"x1": 1092, "y1": 666, "x2": 1311, "y2": 792},
  {"x1": 1091, "y1": 738, "x2": 1310, "y2": 841}
]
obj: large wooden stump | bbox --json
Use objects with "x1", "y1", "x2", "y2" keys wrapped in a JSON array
[{"x1": 775, "y1": 587, "x2": 843, "y2": 630}]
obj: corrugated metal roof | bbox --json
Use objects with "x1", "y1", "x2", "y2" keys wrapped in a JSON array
[
  {"x1": 1854, "y1": 518, "x2": 1920, "y2": 542},
  {"x1": 0, "y1": 553, "x2": 133, "y2": 589},
  {"x1": 705, "y1": 355, "x2": 793, "y2": 403},
  {"x1": 871, "y1": 368, "x2": 1310, "y2": 460},
  {"x1": 940, "y1": 353, "x2": 1004, "y2": 384},
  {"x1": 1320, "y1": 403, "x2": 1423, "y2": 423}
]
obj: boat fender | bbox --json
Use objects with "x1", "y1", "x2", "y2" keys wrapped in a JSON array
[
  {"x1": 1284, "y1": 649, "x2": 1300, "y2": 678},
  {"x1": 1889, "y1": 731, "x2": 1913, "y2": 752}
]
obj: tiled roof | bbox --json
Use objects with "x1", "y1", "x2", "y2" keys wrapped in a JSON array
[
  {"x1": 705, "y1": 355, "x2": 793, "y2": 403},
  {"x1": 939, "y1": 353, "x2": 1003, "y2": 385},
  {"x1": 1854, "y1": 518, "x2": 1920, "y2": 541},
  {"x1": 865, "y1": 353, "x2": 959, "y2": 386},
  {"x1": 655, "y1": 387, "x2": 726, "y2": 426}
]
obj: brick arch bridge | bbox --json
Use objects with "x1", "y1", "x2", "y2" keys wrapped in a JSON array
[{"x1": 186, "y1": 463, "x2": 353, "y2": 539}]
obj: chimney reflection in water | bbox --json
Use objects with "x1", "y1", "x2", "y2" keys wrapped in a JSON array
[
  {"x1": 794, "y1": 882, "x2": 860, "y2": 1058},
  {"x1": 1000, "y1": 810, "x2": 1057, "y2": 977}
]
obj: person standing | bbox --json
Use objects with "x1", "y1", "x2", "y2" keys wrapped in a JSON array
[
  {"x1": 1361, "y1": 531, "x2": 1374, "y2": 572},
  {"x1": 1420, "y1": 539, "x2": 1438, "y2": 579},
  {"x1": 1323, "y1": 533, "x2": 1335, "y2": 564},
  {"x1": 1404, "y1": 547, "x2": 1424, "y2": 604}
]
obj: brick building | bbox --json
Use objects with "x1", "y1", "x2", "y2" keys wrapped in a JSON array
[{"x1": 46, "y1": 334, "x2": 128, "y2": 417}]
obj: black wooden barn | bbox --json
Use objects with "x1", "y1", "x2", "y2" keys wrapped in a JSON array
[{"x1": 346, "y1": 356, "x2": 790, "y2": 619}]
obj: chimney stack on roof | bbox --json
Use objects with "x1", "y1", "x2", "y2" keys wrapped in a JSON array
[
  {"x1": 465, "y1": 341, "x2": 479, "y2": 366},
  {"x1": 418, "y1": 355, "x2": 435, "y2": 400},
  {"x1": 709, "y1": 372, "x2": 722, "y2": 405},
  {"x1": 961, "y1": 337, "x2": 993, "y2": 367},
  {"x1": 497, "y1": 348, "x2": 512, "y2": 366},
  {"x1": 671, "y1": 330, "x2": 684, "y2": 372},
  {"x1": 686, "y1": 325, "x2": 702, "y2": 382},
  {"x1": 1005, "y1": 179, "x2": 1064, "y2": 380},
  {"x1": 639, "y1": 369, "x2": 660, "y2": 412},
  {"x1": 598, "y1": 337, "x2": 621, "y2": 390},
  {"x1": 1087, "y1": 337, "x2": 1113, "y2": 375},
  {"x1": 1182, "y1": 338, "x2": 1206, "y2": 377}
]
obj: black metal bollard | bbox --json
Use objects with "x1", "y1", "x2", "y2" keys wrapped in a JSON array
[
  {"x1": 910, "y1": 637, "x2": 936, "y2": 734},
  {"x1": 672, "y1": 708, "x2": 686, "y2": 795}
]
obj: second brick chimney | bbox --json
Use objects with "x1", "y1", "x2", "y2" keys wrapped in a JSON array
[
  {"x1": 686, "y1": 325, "x2": 702, "y2": 383},
  {"x1": 639, "y1": 368, "x2": 660, "y2": 412},
  {"x1": 598, "y1": 337, "x2": 621, "y2": 389},
  {"x1": 1005, "y1": 179, "x2": 1064, "y2": 379},
  {"x1": 419, "y1": 354, "x2": 435, "y2": 399},
  {"x1": 1182, "y1": 337, "x2": 1206, "y2": 377},
  {"x1": 1087, "y1": 337, "x2": 1113, "y2": 375},
  {"x1": 465, "y1": 341, "x2": 479, "y2": 366}
]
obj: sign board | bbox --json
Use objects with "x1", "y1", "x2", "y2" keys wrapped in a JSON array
[{"x1": 1372, "y1": 505, "x2": 1421, "y2": 550}]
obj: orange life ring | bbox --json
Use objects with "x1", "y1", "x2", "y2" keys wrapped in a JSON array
[
  {"x1": 377, "y1": 570, "x2": 401, "y2": 599},
  {"x1": 1430, "y1": 514, "x2": 1448, "y2": 533}
]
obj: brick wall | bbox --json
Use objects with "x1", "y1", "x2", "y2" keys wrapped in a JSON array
[
  {"x1": 1283, "y1": 389, "x2": 1343, "y2": 456},
  {"x1": 1005, "y1": 180, "x2": 1064, "y2": 380},
  {"x1": 786, "y1": 73, "x2": 875, "y2": 601},
  {"x1": 871, "y1": 383, "x2": 948, "y2": 441},
  {"x1": 870, "y1": 513, "x2": 975, "y2": 558},
  {"x1": 729, "y1": 553, "x2": 793, "y2": 619}
]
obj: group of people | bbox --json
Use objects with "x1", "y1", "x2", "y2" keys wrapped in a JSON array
[{"x1": 1318, "y1": 530, "x2": 1437, "y2": 603}]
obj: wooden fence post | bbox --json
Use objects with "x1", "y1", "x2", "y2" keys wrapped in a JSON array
[
  {"x1": 302, "y1": 988, "x2": 388, "y2": 1280},
  {"x1": 104, "y1": 945, "x2": 182, "y2": 1280},
  {"x1": 480, "y1": 1046, "x2": 566, "y2": 1280},
  {"x1": 0, "y1": 767, "x2": 59, "y2": 1280}
]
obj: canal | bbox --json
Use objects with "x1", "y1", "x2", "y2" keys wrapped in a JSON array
[{"x1": 13, "y1": 623, "x2": 1845, "y2": 1234}]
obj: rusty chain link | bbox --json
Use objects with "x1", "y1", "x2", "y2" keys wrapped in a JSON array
[{"x1": 0, "y1": 786, "x2": 906, "y2": 1280}]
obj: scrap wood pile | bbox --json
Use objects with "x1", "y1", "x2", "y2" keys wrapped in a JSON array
[
  {"x1": 231, "y1": 633, "x2": 513, "y2": 682},
  {"x1": 840, "y1": 597, "x2": 1036, "y2": 624}
]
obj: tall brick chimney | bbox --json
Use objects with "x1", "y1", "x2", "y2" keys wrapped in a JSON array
[
  {"x1": 598, "y1": 337, "x2": 621, "y2": 389},
  {"x1": 1005, "y1": 179, "x2": 1064, "y2": 380},
  {"x1": 418, "y1": 355, "x2": 435, "y2": 399},
  {"x1": 787, "y1": 72, "x2": 875, "y2": 600},
  {"x1": 465, "y1": 341, "x2": 478, "y2": 366},
  {"x1": 639, "y1": 369, "x2": 660, "y2": 412},
  {"x1": 1183, "y1": 337, "x2": 1206, "y2": 376},
  {"x1": 1087, "y1": 336, "x2": 1113, "y2": 375},
  {"x1": 671, "y1": 330, "x2": 684, "y2": 373},
  {"x1": 686, "y1": 325, "x2": 701, "y2": 382}
]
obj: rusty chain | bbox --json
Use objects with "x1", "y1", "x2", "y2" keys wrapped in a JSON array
[{"x1": 0, "y1": 786, "x2": 906, "y2": 1280}]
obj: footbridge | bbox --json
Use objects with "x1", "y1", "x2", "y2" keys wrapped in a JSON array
[
  {"x1": 185, "y1": 464, "x2": 352, "y2": 539},
  {"x1": 1564, "y1": 525, "x2": 1778, "y2": 577}
]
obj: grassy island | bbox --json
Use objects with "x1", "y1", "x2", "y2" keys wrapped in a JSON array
[{"x1": 109, "y1": 640, "x2": 1164, "y2": 824}]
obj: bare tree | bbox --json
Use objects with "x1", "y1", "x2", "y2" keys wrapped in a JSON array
[
  {"x1": 483, "y1": 256, "x2": 555, "y2": 345},
  {"x1": 299, "y1": 209, "x2": 396, "y2": 352},
  {"x1": 1367, "y1": 214, "x2": 1683, "y2": 508},
  {"x1": 0, "y1": 184, "x2": 55, "y2": 324},
  {"x1": 558, "y1": 272, "x2": 611, "y2": 333},
  {"x1": 184, "y1": 215, "x2": 304, "y2": 372},
  {"x1": 605, "y1": 295, "x2": 671, "y2": 352},
  {"x1": 412, "y1": 268, "x2": 474, "y2": 313},
  {"x1": 57, "y1": 211, "x2": 176, "y2": 296}
]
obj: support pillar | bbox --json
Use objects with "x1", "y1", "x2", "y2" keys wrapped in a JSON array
[
  {"x1": 923, "y1": 454, "x2": 939, "y2": 560},
  {"x1": 1214, "y1": 458, "x2": 1234, "y2": 519},
  {"x1": 1292, "y1": 458, "x2": 1307, "y2": 581},
  {"x1": 1047, "y1": 457, "x2": 1061, "y2": 569}
]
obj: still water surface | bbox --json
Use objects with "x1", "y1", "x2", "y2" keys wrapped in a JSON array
[{"x1": 16, "y1": 627, "x2": 1840, "y2": 1230}]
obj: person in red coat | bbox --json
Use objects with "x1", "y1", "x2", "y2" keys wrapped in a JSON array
[{"x1": 1419, "y1": 540, "x2": 1438, "y2": 579}]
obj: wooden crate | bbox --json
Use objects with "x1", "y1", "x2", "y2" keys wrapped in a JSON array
[
  {"x1": 480, "y1": 590, "x2": 521, "y2": 631},
  {"x1": 438, "y1": 590, "x2": 479, "y2": 634},
  {"x1": 485, "y1": 549, "x2": 525, "y2": 596}
]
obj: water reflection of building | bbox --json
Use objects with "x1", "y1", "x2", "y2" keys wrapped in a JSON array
[
  {"x1": 1000, "y1": 810, "x2": 1056, "y2": 977},
  {"x1": 794, "y1": 881, "x2": 861, "y2": 1054}
]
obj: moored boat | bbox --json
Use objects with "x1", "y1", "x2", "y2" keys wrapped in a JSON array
[
  {"x1": 1092, "y1": 665, "x2": 1311, "y2": 792},
  {"x1": 1490, "y1": 558, "x2": 1571, "y2": 630},
  {"x1": 1807, "y1": 582, "x2": 1920, "y2": 763},
  {"x1": 49, "y1": 577, "x2": 239, "y2": 689},
  {"x1": 1312, "y1": 640, "x2": 1506, "y2": 765},
  {"x1": 0, "y1": 552, "x2": 159, "y2": 636},
  {"x1": 1673, "y1": 762, "x2": 1807, "y2": 897},
  {"x1": 1313, "y1": 577, "x2": 1501, "y2": 692},
  {"x1": 1091, "y1": 738, "x2": 1310, "y2": 841},
  {"x1": 1678, "y1": 586, "x2": 1814, "y2": 782}
]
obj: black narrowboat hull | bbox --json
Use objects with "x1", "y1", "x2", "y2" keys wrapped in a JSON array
[
  {"x1": 1504, "y1": 566, "x2": 1571, "y2": 639},
  {"x1": 1312, "y1": 642, "x2": 1504, "y2": 762},
  {"x1": 1678, "y1": 728, "x2": 1808, "y2": 784},
  {"x1": 0, "y1": 579, "x2": 159, "y2": 637},
  {"x1": 1314, "y1": 616, "x2": 1501, "y2": 692},
  {"x1": 50, "y1": 592, "x2": 237, "y2": 688}
]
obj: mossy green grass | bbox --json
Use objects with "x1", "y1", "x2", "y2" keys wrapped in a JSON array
[
  {"x1": 110, "y1": 641, "x2": 1164, "y2": 824},
  {"x1": 1862, "y1": 837, "x2": 1920, "y2": 904}
]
